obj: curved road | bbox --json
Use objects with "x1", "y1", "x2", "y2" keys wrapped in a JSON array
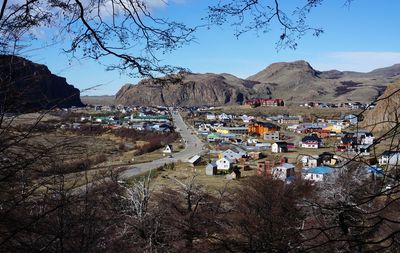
[{"x1": 121, "y1": 110, "x2": 205, "y2": 178}]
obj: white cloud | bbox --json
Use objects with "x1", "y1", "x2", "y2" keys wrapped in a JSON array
[{"x1": 315, "y1": 51, "x2": 400, "y2": 72}]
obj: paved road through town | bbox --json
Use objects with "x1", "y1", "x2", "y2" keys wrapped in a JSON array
[{"x1": 121, "y1": 109, "x2": 205, "y2": 179}]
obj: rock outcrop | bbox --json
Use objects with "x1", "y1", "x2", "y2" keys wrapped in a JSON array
[
  {"x1": 116, "y1": 61, "x2": 400, "y2": 106},
  {"x1": 116, "y1": 73, "x2": 254, "y2": 106},
  {"x1": 0, "y1": 55, "x2": 84, "y2": 112},
  {"x1": 363, "y1": 81, "x2": 400, "y2": 132}
]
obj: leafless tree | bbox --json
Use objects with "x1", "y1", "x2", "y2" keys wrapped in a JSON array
[{"x1": 0, "y1": 0, "x2": 196, "y2": 77}]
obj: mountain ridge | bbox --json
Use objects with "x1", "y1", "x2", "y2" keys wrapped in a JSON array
[{"x1": 115, "y1": 60, "x2": 400, "y2": 106}]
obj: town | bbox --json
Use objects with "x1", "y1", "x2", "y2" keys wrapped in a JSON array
[{"x1": 49, "y1": 97, "x2": 395, "y2": 189}]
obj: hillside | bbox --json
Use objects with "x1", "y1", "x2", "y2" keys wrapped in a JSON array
[
  {"x1": 0, "y1": 55, "x2": 84, "y2": 112},
  {"x1": 115, "y1": 61, "x2": 400, "y2": 106},
  {"x1": 363, "y1": 80, "x2": 400, "y2": 132},
  {"x1": 81, "y1": 95, "x2": 116, "y2": 106}
]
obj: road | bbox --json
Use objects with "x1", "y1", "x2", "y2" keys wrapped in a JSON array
[{"x1": 121, "y1": 110, "x2": 205, "y2": 178}]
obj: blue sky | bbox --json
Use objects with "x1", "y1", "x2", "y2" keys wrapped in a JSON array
[{"x1": 24, "y1": 0, "x2": 400, "y2": 95}]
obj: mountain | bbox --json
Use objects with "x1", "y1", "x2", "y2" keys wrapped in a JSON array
[
  {"x1": 248, "y1": 60, "x2": 400, "y2": 102},
  {"x1": 363, "y1": 80, "x2": 400, "y2": 132},
  {"x1": 115, "y1": 61, "x2": 400, "y2": 106},
  {"x1": 0, "y1": 55, "x2": 84, "y2": 113},
  {"x1": 116, "y1": 73, "x2": 256, "y2": 106}
]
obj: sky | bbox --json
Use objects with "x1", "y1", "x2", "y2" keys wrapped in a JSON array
[{"x1": 23, "y1": 0, "x2": 400, "y2": 95}]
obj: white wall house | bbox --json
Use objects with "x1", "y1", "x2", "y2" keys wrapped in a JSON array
[
  {"x1": 302, "y1": 166, "x2": 333, "y2": 182},
  {"x1": 272, "y1": 163, "x2": 295, "y2": 181},
  {"x1": 216, "y1": 157, "x2": 233, "y2": 171},
  {"x1": 206, "y1": 114, "x2": 216, "y2": 120},
  {"x1": 379, "y1": 152, "x2": 400, "y2": 166},
  {"x1": 162, "y1": 145, "x2": 173, "y2": 154},
  {"x1": 301, "y1": 142, "x2": 319, "y2": 149}
]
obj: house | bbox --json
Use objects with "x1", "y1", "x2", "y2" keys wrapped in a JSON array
[
  {"x1": 278, "y1": 116, "x2": 302, "y2": 125},
  {"x1": 216, "y1": 157, "x2": 233, "y2": 171},
  {"x1": 207, "y1": 133, "x2": 220, "y2": 142},
  {"x1": 248, "y1": 151, "x2": 262, "y2": 159},
  {"x1": 206, "y1": 113, "x2": 216, "y2": 120},
  {"x1": 241, "y1": 114, "x2": 254, "y2": 123},
  {"x1": 323, "y1": 124, "x2": 343, "y2": 134},
  {"x1": 188, "y1": 155, "x2": 202, "y2": 166},
  {"x1": 318, "y1": 152, "x2": 338, "y2": 166},
  {"x1": 222, "y1": 149, "x2": 244, "y2": 161},
  {"x1": 360, "y1": 132, "x2": 374, "y2": 145},
  {"x1": 216, "y1": 126, "x2": 248, "y2": 135},
  {"x1": 301, "y1": 155, "x2": 320, "y2": 168},
  {"x1": 344, "y1": 114, "x2": 358, "y2": 125},
  {"x1": 271, "y1": 142, "x2": 294, "y2": 153},
  {"x1": 272, "y1": 163, "x2": 296, "y2": 181},
  {"x1": 300, "y1": 135, "x2": 322, "y2": 149},
  {"x1": 337, "y1": 135, "x2": 357, "y2": 152},
  {"x1": 302, "y1": 166, "x2": 334, "y2": 182},
  {"x1": 245, "y1": 98, "x2": 284, "y2": 107},
  {"x1": 205, "y1": 162, "x2": 218, "y2": 175},
  {"x1": 218, "y1": 113, "x2": 231, "y2": 121},
  {"x1": 264, "y1": 131, "x2": 280, "y2": 141},
  {"x1": 162, "y1": 145, "x2": 173, "y2": 154},
  {"x1": 379, "y1": 151, "x2": 400, "y2": 166},
  {"x1": 248, "y1": 121, "x2": 280, "y2": 135}
]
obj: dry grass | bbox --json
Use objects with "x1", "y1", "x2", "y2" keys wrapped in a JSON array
[{"x1": 148, "y1": 162, "x2": 255, "y2": 194}]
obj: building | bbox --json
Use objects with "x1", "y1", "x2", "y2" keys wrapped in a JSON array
[
  {"x1": 162, "y1": 145, "x2": 173, "y2": 154},
  {"x1": 302, "y1": 166, "x2": 334, "y2": 182},
  {"x1": 257, "y1": 160, "x2": 275, "y2": 177},
  {"x1": 248, "y1": 121, "x2": 280, "y2": 135},
  {"x1": 222, "y1": 149, "x2": 245, "y2": 161},
  {"x1": 379, "y1": 151, "x2": 400, "y2": 166},
  {"x1": 216, "y1": 157, "x2": 233, "y2": 171},
  {"x1": 271, "y1": 142, "x2": 295, "y2": 153},
  {"x1": 215, "y1": 126, "x2": 248, "y2": 135},
  {"x1": 344, "y1": 114, "x2": 358, "y2": 125},
  {"x1": 300, "y1": 135, "x2": 322, "y2": 149},
  {"x1": 301, "y1": 156, "x2": 320, "y2": 168},
  {"x1": 278, "y1": 116, "x2": 302, "y2": 125},
  {"x1": 245, "y1": 98, "x2": 284, "y2": 107},
  {"x1": 264, "y1": 131, "x2": 280, "y2": 141},
  {"x1": 272, "y1": 163, "x2": 296, "y2": 181},
  {"x1": 188, "y1": 155, "x2": 202, "y2": 166},
  {"x1": 205, "y1": 162, "x2": 218, "y2": 175},
  {"x1": 206, "y1": 113, "x2": 216, "y2": 120}
]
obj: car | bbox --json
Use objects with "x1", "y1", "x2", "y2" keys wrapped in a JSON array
[{"x1": 168, "y1": 155, "x2": 173, "y2": 158}]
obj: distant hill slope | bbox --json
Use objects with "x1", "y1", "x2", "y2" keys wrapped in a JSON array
[
  {"x1": 115, "y1": 61, "x2": 400, "y2": 106},
  {"x1": 81, "y1": 95, "x2": 116, "y2": 106},
  {"x1": 363, "y1": 80, "x2": 400, "y2": 132},
  {"x1": 0, "y1": 55, "x2": 83, "y2": 112}
]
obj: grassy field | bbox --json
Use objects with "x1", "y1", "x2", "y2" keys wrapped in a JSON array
[{"x1": 131, "y1": 161, "x2": 255, "y2": 194}]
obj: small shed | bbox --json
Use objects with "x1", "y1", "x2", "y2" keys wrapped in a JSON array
[
  {"x1": 205, "y1": 162, "x2": 217, "y2": 176},
  {"x1": 188, "y1": 155, "x2": 202, "y2": 166}
]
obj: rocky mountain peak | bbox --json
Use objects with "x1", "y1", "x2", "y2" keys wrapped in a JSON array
[{"x1": 0, "y1": 55, "x2": 84, "y2": 112}]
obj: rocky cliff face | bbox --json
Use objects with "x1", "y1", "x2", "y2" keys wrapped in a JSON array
[
  {"x1": 116, "y1": 73, "x2": 254, "y2": 106},
  {"x1": 116, "y1": 61, "x2": 400, "y2": 106},
  {"x1": 0, "y1": 55, "x2": 84, "y2": 112},
  {"x1": 363, "y1": 81, "x2": 400, "y2": 132}
]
